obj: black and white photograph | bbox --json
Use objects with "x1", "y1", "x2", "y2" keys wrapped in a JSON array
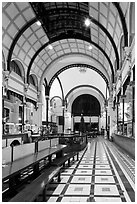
[{"x1": 2, "y1": 1, "x2": 135, "y2": 202}]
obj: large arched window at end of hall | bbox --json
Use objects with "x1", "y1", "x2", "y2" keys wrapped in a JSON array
[
  {"x1": 129, "y1": 2, "x2": 135, "y2": 46},
  {"x1": 10, "y1": 60, "x2": 22, "y2": 78}
]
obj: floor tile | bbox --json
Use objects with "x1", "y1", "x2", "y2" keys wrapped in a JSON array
[
  {"x1": 81, "y1": 158, "x2": 94, "y2": 161},
  {"x1": 47, "y1": 196, "x2": 58, "y2": 202},
  {"x1": 59, "y1": 176, "x2": 70, "y2": 183},
  {"x1": 96, "y1": 160, "x2": 109, "y2": 164},
  {"x1": 95, "y1": 169, "x2": 112, "y2": 175},
  {"x1": 61, "y1": 196, "x2": 80, "y2": 202},
  {"x1": 65, "y1": 184, "x2": 90, "y2": 195},
  {"x1": 80, "y1": 161, "x2": 93, "y2": 165},
  {"x1": 62, "y1": 196, "x2": 89, "y2": 202},
  {"x1": 95, "y1": 176, "x2": 115, "y2": 183},
  {"x1": 52, "y1": 184, "x2": 66, "y2": 195},
  {"x1": 61, "y1": 169, "x2": 74, "y2": 175},
  {"x1": 79, "y1": 197, "x2": 89, "y2": 202},
  {"x1": 61, "y1": 197, "x2": 71, "y2": 202},
  {"x1": 95, "y1": 164, "x2": 110, "y2": 169},
  {"x1": 75, "y1": 169, "x2": 92, "y2": 175},
  {"x1": 94, "y1": 185, "x2": 119, "y2": 195},
  {"x1": 94, "y1": 197, "x2": 122, "y2": 202},
  {"x1": 71, "y1": 175, "x2": 92, "y2": 183},
  {"x1": 78, "y1": 164, "x2": 93, "y2": 169}
]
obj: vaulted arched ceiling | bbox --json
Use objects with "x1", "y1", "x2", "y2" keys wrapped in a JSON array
[{"x1": 2, "y1": 2, "x2": 129, "y2": 93}]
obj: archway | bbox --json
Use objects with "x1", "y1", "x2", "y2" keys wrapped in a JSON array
[{"x1": 72, "y1": 94, "x2": 100, "y2": 132}]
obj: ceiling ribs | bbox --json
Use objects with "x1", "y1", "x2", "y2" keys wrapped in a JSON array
[
  {"x1": 7, "y1": 18, "x2": 37, "y2": 72},
  {"x1": 65, "y1": 84, "x2": 106, "y2": 102},
  {"x1": 112, "y1": 2, "x2": 128, "y2": 46},
  {"x1": 49, "y1": 64, "x2": 109, "y2": 89},
  {"x1": 27, "y1": 37, "x2": 114, "y2": 84},
  {"x1": 6, "y1": 2, "x2": 126, "y2": 84}
]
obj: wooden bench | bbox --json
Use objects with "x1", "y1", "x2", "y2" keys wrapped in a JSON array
[
  {"x1": 51, "y1": 151, "x2": 79, "y2": 167},
  {"x1": 9, "y1": 166, "x2": 61, "y2": 202}
]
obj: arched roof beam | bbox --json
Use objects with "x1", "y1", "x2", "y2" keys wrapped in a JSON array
[
  {"x1": 56, "y1": 76, "x2": 65, "y2": 102},
  {"x1": 113, "y1": 2, "x2": 128, "y2": 47},
  {"x1": 50, "y1": 96, "x2": 62, "y2": 106},
  {"x1": 7, "y1": 18, "x2": 37, "y2": 72},
  {"x1": 5, "y1": 17, "x2": 115, "y2": 82},
  {"x1": 6, "y1": 4, "x2": 121, "y2": 79},
  {"x1": 65, "y1": 85, "x2": 106, "y2": 102},
  {"x1": 30, "y1": 3, "x2": 119, "y2": 70},
  {"x1": 49, "y1": 63, "x2": 109, "y2": 90},
  {"x1": 86, "y1": 15, "x2": 119, "y2": 70},
  {"x1": 67, "y1": 88, "x2": 105, "y2": 113},
  {"x1": 27, "y1": 38, "x2": 114, "y2": 83}
]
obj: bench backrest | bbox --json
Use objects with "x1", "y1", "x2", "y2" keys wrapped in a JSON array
[
  {"x1": 51, "y1": 138, "x2": 59, "y2": 147},
  {"x1": 2, "y1": 146, "x2": 11, "y2": 164},
  {"x1": 38, "y1": 140, "x2": 50, "y2": 151},
  {"x1": 13, "y1": 143, "x2": 35, "y2": 161}
]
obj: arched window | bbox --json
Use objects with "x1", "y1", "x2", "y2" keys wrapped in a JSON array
[
  {"x1": 129, "y1": 3, "x2": 135, "y2": 45},
  {"x1": 29, "y1": 75, "x2": 36, "y2": 87},
  {"x1": 2, "y1": 51, "x2": 6, "y2": 71},
  {"x1": 10, "y1": 61, "x2": 22, "y2": 77},
  {"x1": 119, "y1": 35, "x2": 124, "y2": 68}
]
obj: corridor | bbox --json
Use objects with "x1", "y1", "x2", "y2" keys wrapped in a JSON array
[
  {"x1": 2, "y1": 2, "x2": 135, "y2": 202},
  {"x1": 44, "y1": 137, "x2": 135, "y2": 202}
]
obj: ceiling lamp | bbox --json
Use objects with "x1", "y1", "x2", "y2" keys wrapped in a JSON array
[
  {"x1": 78, "y1": 66, "x2": 87, "y2": 73},
  {"x1": 48, "y1": 44, "x2": 53, "y2": 50},
  {"x1": 36, "y1": 20, "x2": 41, "y2": 26},
  {"x1": 85, "y1": 18, "x2": 91, "y2": 27},
  {"x1": 89, "y1": 45, "x2": 92, "y2": 50}
]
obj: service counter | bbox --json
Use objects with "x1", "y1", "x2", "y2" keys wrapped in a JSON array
[{"x1": 112, "y1": 133, "x2": 135, "y2": 159}]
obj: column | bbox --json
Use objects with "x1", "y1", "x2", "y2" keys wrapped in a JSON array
[
  {"x1": 129, "y1": 68, "x2": 135, "y2": 137},
  {"x1": 121, "y1": 87, "x2": 125, "y2": 136},
  {"x1": 116, "y1": 95, "x2": 119, "y2": 133},
  {"x1": 36, "y1": 91, "x2": 42, "y2": 129},
  {"x1": 45, "y1": 95, "x2": 49, "y2": 126},
  {"x1": 62, "y1": 100, "x2": 65, "y2": 133},
  {"x1": 23, "y1": 83, "x2": 29, "y2": 132},
  {"x1": 71, "y1": 114, "x2": 74, "y2": 133},
  {"x1": 98, "y1": 116, "x2": 101, "y2": 132},
  {"x1": 108, "y1": 99, "x2": 114, "y2": 140},
  {"x1": 2, "y1": 70, "x2": 10, "y2": 134}
]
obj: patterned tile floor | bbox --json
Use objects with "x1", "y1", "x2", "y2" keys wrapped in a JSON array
[{"x1": 39, "y1": 136, "x2": 135, "y2": 202}]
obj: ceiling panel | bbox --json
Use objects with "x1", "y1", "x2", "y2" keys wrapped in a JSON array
[{"x1": 2, "y1": 2, "x2": 129, "y2": 87}]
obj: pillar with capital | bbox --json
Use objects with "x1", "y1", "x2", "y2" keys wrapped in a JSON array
[
  {"x1": 45, "y1": 84, "x2": 50, "y2": 127},
  {"x1": 45, "y1": 95, "x2": 49, "y2": 126},
  {"x1": 108, "y1": 98, "x2": 117, "y2": 140},
  {"x1": 71, "y1": 114, "x2": 74, "y2": 133},
  {"x1": 36, "y1": 90, "x2": 42, "y2": 128},
  {"x1": 2, "y1": 70, "x2": 10, "y2": 134},
  {"x1": 22, "y1": 83, "x2": 29, "y2": 132}
]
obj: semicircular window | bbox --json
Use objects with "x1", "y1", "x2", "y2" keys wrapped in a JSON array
[
  {"x1": 10, "y1": 61, "x2": 22, "y2": 77},
  {"x1": 72, "y1": 94, "x2": 100, "y2": 116},
  {"x1": 29, "y1": 75, "x2": 36, "y2": 87}
]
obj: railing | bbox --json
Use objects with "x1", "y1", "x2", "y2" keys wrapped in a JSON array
[
  {"x1": 2, "y1": 133, "x2": 88, "y2": 163},
  {"x1": 47, "y1": 133, "x2": 88, "y2": 152},
  {"x1": 2, "y1": 133, "x2": 29, "y2": 148},
  {"x1": 2, "y1": 138, "x2": 60, "y2": 165}
]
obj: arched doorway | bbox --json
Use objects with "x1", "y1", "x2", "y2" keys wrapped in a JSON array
[{"x1": 72, "y1": 94, "x2": 101, "y2": 132}]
